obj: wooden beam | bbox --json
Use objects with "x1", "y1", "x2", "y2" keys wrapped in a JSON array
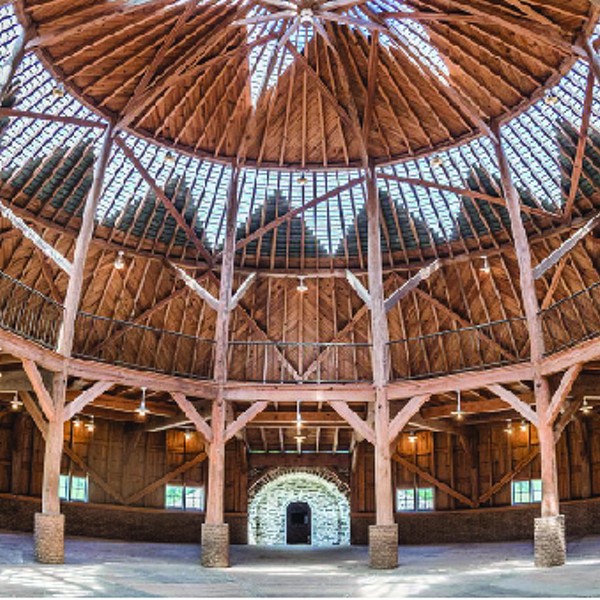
[
  {"x1": 123, "y1": 451, "x2": 207, "y2": 506},
  {"x1": 554, "y1": 397, "x2": 583, "y2": 443},
  {"x1": 0, "y1": 107, "x2": 106, "y2": 130},
  {"x1": 115, "y1": 137, "x2": 213, "y2": 265},
  {"x1": 384, "y1": 260, "x2": 441, "y2": 313},
  {"x1": 224, "y1": 401, "x2": 268, "y2": 442},
  {"x1": 229, "y1": 273, "x2": 256, "y2": 311},
  {"x1": 22, "y1": 359, "x2": 55, "y2": 421},
  {"x1": 345, "y1": 270, "x2": 372, "y2": 308},
  {"x1": 478, "y1": 448, "x2": 540, "y2": 505},
  {"x1": 486, "y1": 384, "x2": 539, "y2": 427},
  {"x1": 362, "y1": 30, "x2": 379, "y2": 145},
  {"x1": 546, "y1": 363, "x2": 583, "y2": 427},
  {"x1": 392, "y1": 453, "x2": 477, "y2": 508},
  {"x1": 328, "y1": 400, "x2": 375, "y2": 445},
  {"x1": 57, "y1": 125, "x2": 114, "y2": 357},
  {"x1": 63, "y1": 381, "x2": 115, "y2": 422},
  {"x1": 230, "y1": 177, "x2": 363, "y2": 258},
  {"x1": 388, "y1": 395, "x2": 430, "y2": 443},
  {"x1": 20, "y1": 390, "x2": 49, "y2": 438},
  {"x1": 0, "y1": 200, "x2": 73, "y2": 274},
  {"x1": 533, "y1": 214, "x2": 600, "y2": 279},
  {"x1": 564, "y1": 70, "x2": 596, "y2": 219},
  {"x1": 377, "y1": 173, "x2": 559, "y2": 221},
  {"x1": 170, "y1": 263, "x2": 219, "y2": 311},
  {"x1": 170, "y1": 392, "x2": 213, "y2": 443}
]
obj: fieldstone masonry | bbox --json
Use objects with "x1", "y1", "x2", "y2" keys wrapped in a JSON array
[
  {"x1": 34, "y1": 512, "x2": 65, "y2": 564},
  {"x1": 534, "y1": 514, "x2": 566, "y2": 567},
  {"x1": 369, "y1": 524, "x2": 398, "y2": 569},
  {"x1": 201, "y1": 523, "x2": 230, "y2": 567},
  {"x1": 248, "y1": 469, "x2": 350, "y2": 546}
]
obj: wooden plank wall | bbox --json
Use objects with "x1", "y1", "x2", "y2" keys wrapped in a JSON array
[
  {"x1": 352, "y1": 416, "x2": 599, "y2": 513},
  {"x1": 2, "y1": 411, "x2": 600, "y2": 514}
]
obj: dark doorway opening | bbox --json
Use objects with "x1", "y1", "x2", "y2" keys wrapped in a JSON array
[{"x1": 286, "y1": 502, "x2": 311, "y2": 545}]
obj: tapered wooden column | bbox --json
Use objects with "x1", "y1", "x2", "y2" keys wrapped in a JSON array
[
  {"x1": 365, "y1": 165, "x2": 397, "y2": 568},
  {"x1": 57, "y1": 124, "x2": 114, "y2": 357},
  {"x1": 39, "y1": 125, "x2": 113, "y2": 563},
  {"x1": 494, "y1": 128, "x2": 564, "y2": 567},
  {"x1": 35, "y1": 372, "x2": 66, "y2": 564},
  {"x1": 201, "y1": 166, "x2": 240, "y2": 568}
]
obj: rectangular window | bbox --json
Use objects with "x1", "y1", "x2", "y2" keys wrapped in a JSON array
[
  {"x1": 59, "y1": 474, "x2": 88, "y2": 502},
  {"x1": 512, "y1": 479, "x2": 542, "y2": 504},
  {"x1": 396, "y1": 487, "x2": 434, "y2": 511},
  {"x1": 165, "y1": 484, "x2": 204, "y2": 511}
]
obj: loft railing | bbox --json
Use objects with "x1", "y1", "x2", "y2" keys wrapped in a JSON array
[{"x1": 0, "y1": 268, "x2": 599, "y2": 382}]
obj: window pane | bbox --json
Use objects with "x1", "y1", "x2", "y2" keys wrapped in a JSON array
[
  {"x1": 59, "y1": 475, "x2": 69, "y2": 501},
  {"x1": 531, "y1": 479, "x2": 542, "y2": 503},
  {"x1": 417, "y1": 487, "x2": 434, "y2": 511},
  {"x1": 165, "y1": 485, "x2": 184, "y2": 509},
  {"x1": 185, "y1": 486, "x2": 204, "y2": 511},
  {"x1": 70, "y1": 476, "x2": 88, "y2": 502},
  {"x1": 512, "y1": 480, "x2": 531, "y2": 504},
  {"x1": 396, "y1": 489, "x2": 415, "y2": 511}
]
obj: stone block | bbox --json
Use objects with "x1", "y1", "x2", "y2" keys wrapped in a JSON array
[
  {"x1": 534, "y1": 515, "x2": 566, "y2": 568},
  {"x1": 369, "y1": 524, "x2": 398, "y2": 569},
  {"x1": 201, "y1": 523, "x2": 229, "y2": 568},
  {"x1": 34, "y1": 512, "x2": 65, "y2": 564}
]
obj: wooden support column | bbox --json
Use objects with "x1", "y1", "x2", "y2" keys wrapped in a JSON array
[
  {"x1": 35, "y1": 371, "x2": 67, "y2": 564},
  {"x1": 57, "y1": 125, "x2": 114, "y2": 357},
  {"x1": 201, "y1": 165, "x2": 239, "y2": 568},
  {"x1": 365, "y1": 165, "x2": 397, "y2": 568},
  {"x1": 493, "y1": 126, "x2": 565, "y2": 567}
]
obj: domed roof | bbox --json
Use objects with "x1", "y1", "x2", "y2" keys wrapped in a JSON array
[{"x1": 16, "y1": 0, "x2": 597, "y2": 168}]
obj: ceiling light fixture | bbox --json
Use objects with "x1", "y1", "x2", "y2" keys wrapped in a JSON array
[
  {"x1": 504, "y1": 419, "x2": 513, "y2": 435},
  {"x1": 544, "y1": 92, "x2": 559, "y2": 106},
  {"x1": 73, "y1": 416, "x2": 82, "y2": 428},
  {"x1": 581, "y1": 398, "x2": 593, "y2": 414},
  {"x1": 10, "y1": 392, "x2": 22, "y2": 411},
  {"x1": 114, "y1": 250, "x2": 126, "y2": 270},
  {"x1": 451, "y1": 390, "x2": 464, "y2": 421},
  {"x1": 520, "y1": 419, "x2": 527, "y2": 432},
  {"x1": 85, "y1": 415, "x2": 95, "y2": 433},
  {"x1": 137, "y1": 387, "x2": 148, "y2": 418},
  {"x1": 480, "y1": 255, "x2": 491, "y2": 274},
  {"x1": 165, "y1": 151, "x2": 175, "y2": 164},
  {"x1": 431, "y1": 156, "x2": 443, "y2": 168},
  {"x1": 408, "y1": 432, "x2": 418, "y2": 444},
  {"x1": 297, "y1": 276, "x2": 308, "y2": 293},
  {"x1": 296, "y1": 172, "x2": 308, "y2": 186}
]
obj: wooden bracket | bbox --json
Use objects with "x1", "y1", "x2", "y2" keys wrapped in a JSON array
[
  {"x1": 384, "y1": 260, "x2": 442, "y2": 313},
  {"x1": 0, "y1": 200, "x2": 73, "y2": 274},
  {"x1": 22, "y1": 359, "x2": 55, "y2": 421},
  {"x1": 170, "y1": 264, "x2": 220, "y2": 311},
  {"x1": 20, "y1": 391, "x2": 49, "y2": 438},
  {"x1": 328, "y1": 400, "x2": 375, "y2": 445},
  {"x1": 170, "y1": 392, "x2": 213, "y2": 443},
  {"x1": 229, "y1": 273, "x2": 257, "y2": 312},
  {"x1": 63, "y1": 381, "x2": 115, "y2": 422},
  {"x1": 486, "y1": 384, "x2": 539, "y2": 427},
  {"x1": 388, "y1": 395, "x2": 430, "y2": 443},
  {"x1": 345, "y1": 270, "x2": 372, "y2": 308},
  {"x1": 225, "y1": 400, "x2": 268, "y2": 442},
  {"x1": 546, "y1": 363, "x2": 583, "y2": 427}
]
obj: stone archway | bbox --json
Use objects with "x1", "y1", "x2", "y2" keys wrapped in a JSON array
[{"x1": 248, "y1": 468, "x2": 351, "y2": 547}]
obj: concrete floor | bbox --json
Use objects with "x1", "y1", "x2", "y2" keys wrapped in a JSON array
[{"x1": 1, "y1": 530, "x2": 600, "y2": 597}]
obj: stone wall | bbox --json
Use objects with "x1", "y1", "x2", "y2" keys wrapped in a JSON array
[{"x1": 248, "y1": 470, "x2": 351, "y2": 546}]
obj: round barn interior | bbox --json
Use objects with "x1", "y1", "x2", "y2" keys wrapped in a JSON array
[{"x1": 0, "y1": 0, "x2": 599, "y2": 573}]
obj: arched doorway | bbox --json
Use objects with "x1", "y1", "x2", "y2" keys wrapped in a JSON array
[
  {"x1": 248, "y1": 468, "x2": 350, "y2": 547},
  {"x1": 286, "y1": 502, "x2": 311, "y2": 544}
]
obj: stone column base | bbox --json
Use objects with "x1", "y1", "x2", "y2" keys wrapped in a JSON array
[
  {"x1": 534, "y1": 515, "x2": 566, "y2": 568},
  {"x1": 369, "y1": 524, "x2": 398, "y2": 569},
  {"x1": 201, "y1": 523, "x2": 230, "y2": 568},
  {"x1": 34, "y1": 512, "x2": 65, "y2": 564}
]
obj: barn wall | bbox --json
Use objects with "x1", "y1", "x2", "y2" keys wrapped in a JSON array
[{"x1": 2, "y1": 412, "x2": 600, "y2": 545}]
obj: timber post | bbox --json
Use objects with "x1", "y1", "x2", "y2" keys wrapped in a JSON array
[
  {"x1": 365, "y1": 165, "x2": 397, "y2": 569},
  {"x1": 201, "y1": 165, "x2": 240, "y2": 568},
  {"x1": 36, "y1": 124, "x2": 113, "y2": 563},
  {"x1": 493, "y1": 126, "x2": 565, "y2": 568}
]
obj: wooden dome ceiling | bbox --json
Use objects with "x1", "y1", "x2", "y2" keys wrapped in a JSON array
[{"x1": 15, "y1": 0, "x2": 597, "y2": 169}]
